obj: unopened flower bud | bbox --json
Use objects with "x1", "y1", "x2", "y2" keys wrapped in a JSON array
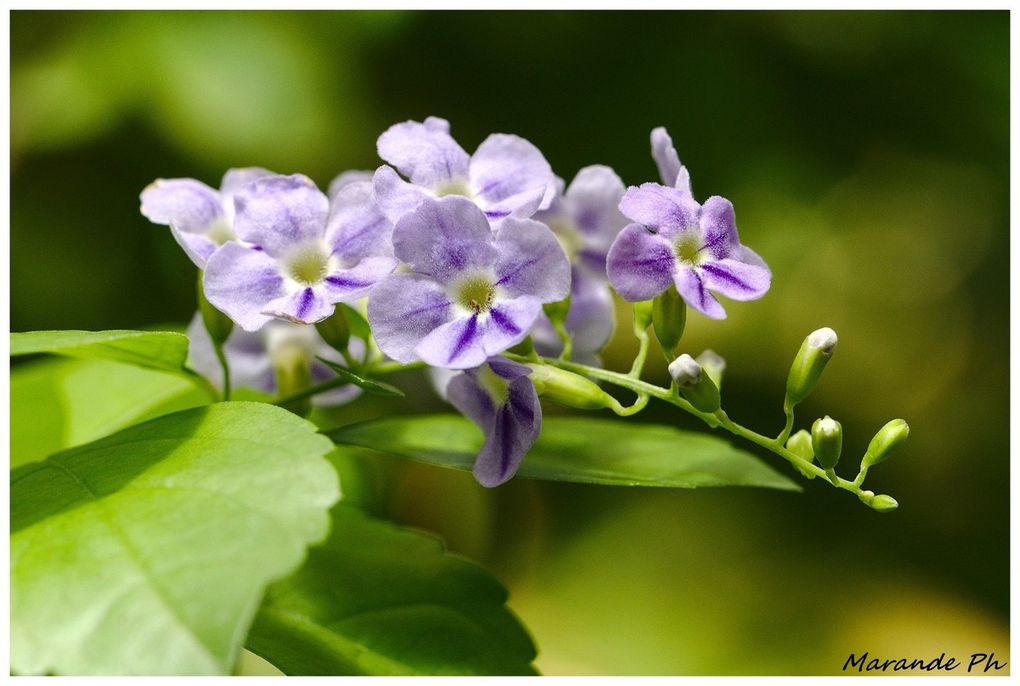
[
  {"x1": 785, "y1": 327, "x2": 838, "y2": 405},
  {"x1": 785, "y1": 429, "x2": 816, "y2": 479},
  {"x1": 526, "y1": 364, "x2": 617, "y2": 411},
  {"x1": 862, "y1": 419, "x2": 909, "y2": 468},
  {"x1": 811, "y1": 415, "x2": 843, "y2": 470},
  {"x1": 668, "y1": 354, "x2": 721, "y2": 413},
  {"x1": 633, "y1": 300, "x2": 654, "y2": 331},
  {"x1": 869, "y1": 494, "x2": 899, "y2": 513},
  {"x1": 652, "y1": 285, "x2": 686, "y2": 357},
  {"x1": 197, "y1": 273, "x2": 233, "y2": 346},
  {"x1": 696, "y1": 349, "x2": 726, "y2": 390},
  {"x1": 315, "y1": 308, "x2": 351, "y2": 354}
]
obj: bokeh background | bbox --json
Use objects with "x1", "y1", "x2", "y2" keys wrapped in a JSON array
[{"x1": 10, "y1": 10, "x2": 1009, "y2": 675}]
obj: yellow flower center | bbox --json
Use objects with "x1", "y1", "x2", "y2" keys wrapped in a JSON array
[
  {"x1": 286, "y1": 243, "x2": 330, "y2": 285},
  {"x1": 455, "y1": 275, "x2": 496, "y2": 314},
  {"x1": 674, "y1": 233, "x2": 703, "y2": 265}
]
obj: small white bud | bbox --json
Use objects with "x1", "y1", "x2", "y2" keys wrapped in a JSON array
[
  {"x1": 668, "y1": 354, "x2": 702, "y2": 388},
  {"x1": 808, "y1": 327, "x2": 838, "y2": 354}
]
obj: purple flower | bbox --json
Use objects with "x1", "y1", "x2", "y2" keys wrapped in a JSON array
[
  {"x1": 447, "y1": 357, "x2": 541, "y2": 487},
  {"x1": 186, "y1": 313, "x2": 362, "y2": 406},
  {"x1": 140, "y1": 167, "x2": 273, "y2": 268},
  {"x1": 373, "y1": 116, "x2": 557, "y2": 225},
  {"x1": 203, "y1": 174, "x2": 397, "y2": 331},
  {"x1": 650, "y1": 126, "x2": 692, "y2": 195},
  {"x1": 531, "y1": 165, "x2": 628, "y2": 357},
  {"x1": 367, "y1": 195, "x2": 570, "y2": 370},
  {"x1": 607, "y1": 184, "x2": 771, "y2": 319}
]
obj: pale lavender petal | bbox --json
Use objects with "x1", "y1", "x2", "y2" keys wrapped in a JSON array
[
  {"x1": 392, "y1": 196, "x2": 496, "y2": 284},
  {"x1": 367, "y1": 273, "x2": 452, "y2": 363},
  {"x1": 140, "y1": 178, "x2": 225, "y2": 234},
  {"x1": 446, "y1": 370, "x2": 497, "y2": 430},
  {"x1": 219, "y1": 167, "x2": 275, "y2": 197},
  {"x1": 699, "y1": 195, "x2": 740, "y2": 260},
  {"x1": 606, "y1": 223, "x2": 676, "y2": 302},
  {"x1": 493, "y1": 218, "x2": 571, "y2": 302},
  {"x1": 377, "y1": 118, "x2": 470, "y2": 188},
  {"x1": 262, "y1": 286, "x2": 335, "y2": 325},
  {"x1": 618, "y1": 182, "x2": 700, "y2": 236},
  {"x1": 479, "y1": 187, "x2": 548, "y2": 223},
  {"x1": 675, "y1": 266, "x2": 726, "y2": 319},
  {"x1": 427, "y1": 366, "x2": 460, "y2": 401},
  {"x1": 566, "y1": 270, "x2": 616, "y2": 355},
  {"x1": 481, "y1": 296, "x2": 541, "y2": 357},
  {"x1": 469, "y1": 133, "x2": 556, "y2": 217},
  {"x1": 327, "y1": 169, "x2": 374, "y2": 200},
  {"x1": 204, "y1": 242, "x2": 285, "y2": 331},
  {"x1": 186, "y1": 313, "x2": 276, "y2": 394},
  {"x1": 372, "y1": 165, "x2": 432, "y2": 224},
  {"x1": 650, "y1": 127, "x2": 692, "y2": 195},
  {"x1": 697, "y1": 258, "x2": 771, "y2": 302},
  {"x1": 732, "y1": 243, "x2": 769, "y2": 270},
  {"x1": 322, "y1": 256, "x2": 398, "y2": 301},
  {"x1": 170, "y1": 226, "x2": 218, "y2": 269},
  {"x1": 415, "y1": 314, "x2": 488, "y2": 370},
  {"x1": 325, "y1": 180, "x2": 394, "y2": 262},
  {"x1": 564, "y1": 165, "x2": 628, "y2": 243},
  {"x1": 232, "y1": 174, "x2": 329, "y2": 257}
]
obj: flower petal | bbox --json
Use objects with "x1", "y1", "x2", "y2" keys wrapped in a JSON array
[
  {"x1": 481, "y1": 295, "x2": 542, "y2": 357},
  {"x1": 698, "y1": 258, "x2": 771, "y2": 302},
  {"x1": 564, "y1": 164, "x2": 628, "y2": 243},
  {"x1": 476, "y1": 374, "x2": 541, "y2": 487},
  {"x1": 204, "y1": 242, "x2": 285, "y2": 331},
  {"x1": 219, "y1": 167, "x2": 275, "y2": 197},
  {"x1": 327, "y1": 169, "x2": 374, "y2": 200},
  {"x1": 415, "y1": 314, "x2": 488, "y2": 370},
  {"x1": 372, "y1": 164, "x2": 433, "y2": 224},
  {"x1": 232, "y1": 174, "x2": 329, "y2": 257},
  {"x1": 494, "y1": 218, "x2": 571, "y2": 302},
  {"x1": 325, "y1": 180, "x2": 394, "y2": 262},
  {"x1": 606, "y1": 223, "x2": 676, "y2": 302},
  {"x1": 262, "y1": 286, "x2": 334, "y2": 325},
  {"x1": 566, "y1": 270, "x2": 616, "y2": 355},
  {"x1": 169, "y1": 226, "x2": 218, "y2": 269},
  {"x1": 618, "y1": 182, "x2": 700, "y2": 235},
  {"x1": 469, "y1": 133, "x2": 556, "y2": 217},
  {"x1": 322, "y1": 255, "x2": 398, "y2": 301},
  {"x1": 392, "y1": 196, "x2": 497, "y2": 284},
  {"x1": 699, "y1": 195, "x2": 740, "y2": 260},
  {"x1": 140, "y1": 178, "x2": 226, "y2": 234},
  {"x1": 367, "y1": 273, "x2": 452, "y2": 363},
  {"x1": 650, "y1": 127, "x2": 692, "y2": 195},
  {"x1": 376, "y1": 117, "x2": 471, "y2": 189},
  {"x1": 675, "y1": 266, "x2": 726, "y2": 319}
]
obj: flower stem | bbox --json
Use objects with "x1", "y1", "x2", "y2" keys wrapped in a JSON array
[
  {"x1": 777, "y1": 397, "x2": 795, "y2": 445},
  {"x1": 212, "y1": 339, "x2": 231, "y2": 401},
  {"x1": 628, "y1": 311, "x2": 651, "y2": 379}
]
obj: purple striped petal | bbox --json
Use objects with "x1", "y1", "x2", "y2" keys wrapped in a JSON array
[
  {"x1": 675, "y1": 266, "x2": 726, "y2": 319},
  {"x1": 416, "y1": 314, "x2": 488, "y2": 370},
  {"x1": 204, "y1": 243, "x2": 286, "y2": 331},
  {"x1": 232, "y1": 174, "x2": 329, "y2": 257},
  {"x1": 392, "y1": 196, "x2": 497, "y2": 284},
  {"x1": 606, "y1": 223, "x2": 676, "y2": 302},
  {"x1": 482, "y1": 296, "x2": 541, "y2": 355},
  {"x1": 493, "y1": 218, "x2": 571, "y2": 302},
  {"x1": 367, "y1": 273, "x2": 453, "y2": 363},
  {"x1": 377, "y1": 117, "x2": 471, "y2": 189},
  {"x1": 140, "y1": 178, "x2": 226, "y2": 235},
  {"x1": 262, "y1": 285, "x2": 334, "y2": 325},
  {"x1": 650, "y1": 127, "x2": 692, "y2": 195},
  {"x1": 372, "y1": 165, "x2": 432, "y2": 224},
  {"x1": 699, "y1": 195, "x2": 740, "y2": 260},
  {"x1": 469, "y1": 133, "x2": 556, "y2": 217},
  {"x1": 618, "y1": 182, "x2": 700, "y2": 236},
  {"x1": 325, "y1": 180, "x2": 394, "y2": 262},
  {"x1": 697, "y1": 258, "x2": 771, "y2": 302},
  {"x1": 566, "y1": 270, "x2": 616, "y2": 355},
  {"x1": 169, "y1": 226, "x2": 218, "y2": 269},
  {"x1": 327, "y1": 169, "x2": 374, "y2": 200},
  {"x1": 322, "y1": 256, "x2": 397, "y2": 301}
]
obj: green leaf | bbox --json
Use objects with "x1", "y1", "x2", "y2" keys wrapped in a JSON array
[
  {"x1": 316, "y1": 357, "x2": 404, "y2": 397},
  {"x1": 329, "y1": 415, "x2": 800, "y2": 491},
  {"x1": 11, "y1": 329, "x2": 190, "y2": 374},
  {"x1": 339, "y1": 303, "x2": 372, "y2": 341},
  {"x1": 11, "y1": 358, "x2": 207, "y2": 469},
  {"x1": 245, "y1": 503, "x2": 537, "y2": 675},
  {"x1": 11, "y1": 402, "x2": 339, "y2": 675}
]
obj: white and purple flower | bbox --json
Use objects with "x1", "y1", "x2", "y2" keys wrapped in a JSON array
[
  {"x1": 373, "y1": 116, "x2": 557, "y2": 225},
  {"x1": 447, "y1": 356, "x2": 541, "y2": 487},
  {"x1": 203, "y1": 174, "x2": 397, "y2": 331},
  {"x1": 140, "y1": 167, "x2": 273, "y2": 268},
  {"x1": 531, "y1": 165, "x2": 629, "y2": 358},
  {"x1": 367, "y1": 195, "x2": 570, "y2": 370}
]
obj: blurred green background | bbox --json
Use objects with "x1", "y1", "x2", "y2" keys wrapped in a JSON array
[{"x1": 10, "y1": 10, "x2": 1008, "y2": 675}]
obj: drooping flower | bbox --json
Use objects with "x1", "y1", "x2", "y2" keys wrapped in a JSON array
[
  {"x1": 530, "y1": 165, "x2": 628, "y2": 358},
  {"x1": 203, "y1": 174, "x2": 397, "y2": 331},
  {"x1": 373, "y1": 116, "x2": 557, "y2": 225},
  {"x1": 650, "y1": 126, "x2": 692, "y2": 195},
  {"x1": 140, "y1": 167, "x2": 273, "y2": 268},
  {"x1": 446, "y1": 356, "x2": 541, "y2": 487},
  {"x1": 186, "y1": 313, "x2": 362, "y2": 406},
  {"x1": 367, "y1": 195, "x2": 570, "y2": 370},
  {"x1": 606, "y1": 184, "x2": 771, "y2": 319}
]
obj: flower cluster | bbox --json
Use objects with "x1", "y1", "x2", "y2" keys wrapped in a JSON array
[{"x1": 141, "y1": 117, "x2": 771, "y2": 486}]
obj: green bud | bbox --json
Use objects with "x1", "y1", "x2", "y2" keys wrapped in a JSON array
[
  {"x1": 695, "y1": 349, "x2": 726, "y2": 391},
  {"x1": 543, "y1": 296, "x2": 571, "y2": 326},
  {"x1": 526, "y1": 364, "x2": 617, "y2": 410},
  {"x1": 315, "y1": 308, "x2": 351, "y2": 354},
  {"x1": 811, "y1": 415, "x2": 843, "y2": 470},
  {"x1": 785, "y1": 327, "x2": 838, "y2": 405},
  {"x1": 272, "y1": 342, "x2": 312, "y2": 416},
  {"x1": 668, "y1": 354, "x2": 721, "y2": 413},
  {"x1": 862, "y1": 419, "x2": 909, "y2": 468},
  {"x1": 633, "y1": 300, "x2": 654, "y2": 331},
  {"x1": 197, "y1": 272, "x2": 233, "y2": 346},
  {"x1": 785, "y1": 429, "x2": 816, "y2": 479},
  {"x1": 869, "y1": 494, "x2": 899, "y2": 513},
  {"x1": 652, "y1": 285, "x2": 686, "y2": 357}
]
